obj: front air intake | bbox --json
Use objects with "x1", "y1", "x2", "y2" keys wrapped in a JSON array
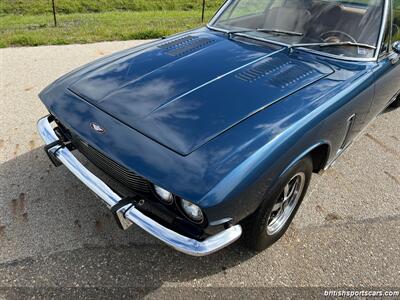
[{"x1": 73, "y1": 138, "x2": 151, "y2": 194}]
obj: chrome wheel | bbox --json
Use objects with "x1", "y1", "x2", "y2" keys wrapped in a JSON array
[{"x1": 266, "y1": 172, "x2": 306, "y2": 235}]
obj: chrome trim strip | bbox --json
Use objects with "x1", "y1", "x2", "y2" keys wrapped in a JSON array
[
  {"x1": 339, "y1": 113, "x2": 356, "y2": 151},
  {"x1": 375, "y1": 0, "x2": 390, "y2": 59},
  {"x1": 209, "y1": 0, "x2": 231, "y2": 25},
  {"x1": 208, "y1": 0, "x2": 390, "y2": 62},
  {"x1": 37, "y1": 116, "x2": 242, "y2": 256}
]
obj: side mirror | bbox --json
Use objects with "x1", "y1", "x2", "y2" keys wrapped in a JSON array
[{"x1": 393, "y1": 41, "x2": 400, "y2": 54}]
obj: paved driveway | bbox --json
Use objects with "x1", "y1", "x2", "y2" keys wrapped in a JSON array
[{"x1": 0, "y1": 41, "x2": 399, "y2": 298}]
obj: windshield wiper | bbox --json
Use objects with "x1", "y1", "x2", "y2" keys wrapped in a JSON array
[
  {"x1": 227, "y1": 28, "x2": 303, "y2": 38},
  {"x1": 289, "y1": 41, "x2": 376, "y2": 50}
]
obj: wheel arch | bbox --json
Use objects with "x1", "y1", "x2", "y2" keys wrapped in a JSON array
[
  {"x1": 200, "y1": 141, "x2": 332, "y2": 224},
  {"x1": 309, "y1": 143, "x2": 331, "y2": 173},
  {"x1": 279, "y1": 142, "x2": 332, "y2": 179}
]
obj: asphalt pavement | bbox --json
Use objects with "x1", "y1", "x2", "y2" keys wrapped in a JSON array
[{"x1": 0, "y1": 41, "x2": 399, "y2": 299}]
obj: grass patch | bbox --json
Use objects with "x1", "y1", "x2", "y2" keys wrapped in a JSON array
[
  {"x1": 3, "y1": 0, "x2": 396, "y2": 48},
  {"x1": 0, "y1": 10, "x2": 215, "y2": 47},
  {"x1": 395, "y1": 1, "x2": 400, "y2": 41},
  {"x1": 0, "y1": 0, "x2": 222, "y2": 15}
]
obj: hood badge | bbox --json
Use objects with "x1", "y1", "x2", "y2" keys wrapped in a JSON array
[{"x1": 90, "y1": 122, "x2": 106, "y2": 134}]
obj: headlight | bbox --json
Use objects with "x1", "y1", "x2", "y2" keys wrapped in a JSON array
[
  {"x1": 154, "y1": 185, "x2": 173, "y2": 204},
  {"x1": 180, "y1": 199, "x2": 204, "y2": 222}
]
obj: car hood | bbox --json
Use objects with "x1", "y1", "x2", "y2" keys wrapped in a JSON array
[{"x1": 68, "y1": 31, "x2": 334, "y2": 155}]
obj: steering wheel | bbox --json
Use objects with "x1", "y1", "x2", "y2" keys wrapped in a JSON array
[
  {"x1": 320, "y1": 30, "x2": 357, "y2": 43},
  {"x1": 319, "y1": 30, "x2": 359, "y2": 55}
]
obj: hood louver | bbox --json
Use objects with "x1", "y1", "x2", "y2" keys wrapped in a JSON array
[
  {"x1": 158, "y1": 35, "x2": 198, "y2": 49},
  {"x1": 158, "y1": 35, "x2": 215, "y2": 57},
  {"x1": 267, "y1": 66, "x2": 317, "y2": 89},
  {"x1": 236, "y1": 59, "x2": 291, "y2": 82},
  {"x1": 236, "y1": 58, "x2": 323, "y2": 89}
]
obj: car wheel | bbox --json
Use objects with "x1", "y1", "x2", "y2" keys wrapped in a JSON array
[
  {"x1": 242, "y1": 156, "x2": 312, "y2": 251},
  {"x1": 390, "y1": 94, "x2": 400, "y2": 108}
]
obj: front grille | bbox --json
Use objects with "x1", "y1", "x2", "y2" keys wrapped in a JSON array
[{"x1": 74, "y1": 138, "x2": 151, "y2": 194}]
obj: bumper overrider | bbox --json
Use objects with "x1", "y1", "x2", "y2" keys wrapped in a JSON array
[{"x1": 37, "y1": 116, "x2": 242, "y2": 256}]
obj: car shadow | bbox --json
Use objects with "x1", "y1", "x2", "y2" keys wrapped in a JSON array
[
  {"x1": 382, "y1": 105, "x2": 397, "y2": 114},
  {"x1": 0, "y1": 147, "x2": 258, "y2": 296}
]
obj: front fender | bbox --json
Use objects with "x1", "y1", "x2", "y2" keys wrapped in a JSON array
[
  {"x1": 200, "y1": 125, "x2": 330, "y2": 224},
  {"x1": 200, "y1": 66, "x2": 375, "y2": 224}
]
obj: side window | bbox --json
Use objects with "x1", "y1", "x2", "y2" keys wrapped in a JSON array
[{"x1": 394, "y1": 0, "x2": 400, "y2": 41}]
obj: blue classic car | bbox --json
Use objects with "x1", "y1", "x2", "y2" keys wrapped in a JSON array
[{"x1": 37, "y1": 0, "x2": 400, "y2": 256}]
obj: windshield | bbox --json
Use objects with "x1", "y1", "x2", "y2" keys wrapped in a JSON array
[{"x1": 211, "y1": 0, "x2": 385, "y2": 59}]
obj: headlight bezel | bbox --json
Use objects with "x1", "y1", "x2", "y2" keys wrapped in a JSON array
[
  {"x1": 152, "y1": 184, "x2": 206, "y2": 224},
  {"x1": 178, "y1": 198, "x2": 204, "y2": 224},
  {"x1": 153, "y1": 185, "x2": 174, "y2": 205}
]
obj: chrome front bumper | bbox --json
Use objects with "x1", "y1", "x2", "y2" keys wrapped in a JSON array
[{"x1": 37, "y1": 116, "x2": 242, "y2": 256}]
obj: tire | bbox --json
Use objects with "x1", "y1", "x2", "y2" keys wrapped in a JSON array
[
  {"x1": 390, "y1": 94, "x2": 400, "y2": 108},
  {"x1": 242, "y1": 156, "x2": 313, "y2": 251}
]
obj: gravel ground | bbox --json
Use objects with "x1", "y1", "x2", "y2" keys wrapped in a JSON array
[{"x1": 0, "y1": 41, "x2": 399, "y2": 299}]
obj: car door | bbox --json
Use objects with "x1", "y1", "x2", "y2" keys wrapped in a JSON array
[{"x1": 371, "y1": 0, "x2": 400, "y2": 116}]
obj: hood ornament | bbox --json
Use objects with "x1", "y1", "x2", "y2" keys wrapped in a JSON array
[{"x1": 90, "y1": 122, "x2": 106, "y2": 134}]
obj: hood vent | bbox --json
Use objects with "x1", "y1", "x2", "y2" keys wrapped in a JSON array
[
  {"x1": 158, "y1": 35, "x2": 198, "y2": 49},
  {"x1": 236, "y1": 59, "x2": 291, "y2": 82},
  {"x1": 158, "y1": 35, "x2": 215, "y2": 57},
  {"x1": 236, "y1": 59, "x2": 323, "y2": 89},
  {"x1": 267, "y1": 66, "x2": 318, "y2": 89}
]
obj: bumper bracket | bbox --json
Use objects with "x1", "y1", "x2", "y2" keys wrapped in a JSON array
[
  {"x1": 44, "y1": 140, "x2": 64, "y2": 167},
  {"x1": 110, "y1": 196, "x2": 137, "y2": 230}
]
